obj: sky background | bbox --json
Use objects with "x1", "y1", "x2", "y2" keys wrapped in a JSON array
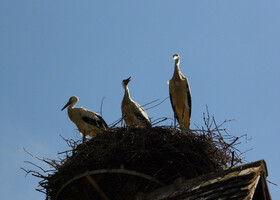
[{"x1": 0, "y1": 0, "x2": 279, "y2": 199}]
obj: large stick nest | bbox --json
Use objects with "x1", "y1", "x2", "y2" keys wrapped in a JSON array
[{"x1": 23, "y1": 113, "x2": 243, "y2": 200}]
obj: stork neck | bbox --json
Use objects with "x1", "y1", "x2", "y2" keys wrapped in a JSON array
[
  {"x1": 173, "y1": 61, "x2": 182, "y2": 78},
  {"x1": 124, "y1": 86, "x2": 131, "y2": 99}
]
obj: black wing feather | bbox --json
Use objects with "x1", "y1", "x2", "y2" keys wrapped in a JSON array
[
  {"x1": 82, "y1": 115, "x2": 108, "y2": 129},
  {"x1": 185, "y1": 79, "x2": 192, "y2": 119},
  {"x1": 134, "y1": 111, "x2": 151, "y2": 127},
  {"x1": 187, "y1": 90, "x2": 192, "y2": 119},
  {"x1": 96, "y1": 114, "x2": 109, "y2": 129}
]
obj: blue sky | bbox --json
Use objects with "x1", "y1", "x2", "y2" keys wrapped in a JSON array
[{"x1": 0, "y1": 0, "x2": 279, "y2": 199}]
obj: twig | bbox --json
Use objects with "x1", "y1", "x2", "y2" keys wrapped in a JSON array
[
  {"x1": 23, "y1": 148, "x2": 59, "y2": 169},
  {"x1": 240, "y1": 148, "x2": 253, "y2": 155},
  {"x1": 267, "y1": 179, "x2": 278, "y2": 186},
  {"x1": 23, "y1": 148, "x2": 44, "y2": 162},
  {"x1": 227, "y1": 137, "x2": 239, "y2": 148},
  {"x1": 23, "y1": 161, "x2": 54, "y2": 174},
  {"x1": 57, "y1": 150, "x2": 72, "y2": 155},
  {"x1": 146, "y1": 97, "x2": 169, "y2": 110},
  {"x1": 231, "y1": 152, "x2": 235, "y2": 167},
  {"x1": 100, "y1": 97, "x2": 106, "y2": 117},
  {"x1": 108, "y1": 117, "x2": 123, "y2": 128},
  {"x1": 142, "y1": 98, "x2": 160, "y2": 108},
  {"x1": 21, "y1": 168, "x2": 45, "y2": 178},
  {"x1": 151, "y1": 117, "x2": 168, "y2": 126},
  {"x1": 60, "y1": 135, "x2": 80, "y2": 149}
]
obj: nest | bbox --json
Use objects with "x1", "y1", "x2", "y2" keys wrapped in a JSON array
[{"x1": 23, "y1": 113, "x2": 243, "y2": 200}]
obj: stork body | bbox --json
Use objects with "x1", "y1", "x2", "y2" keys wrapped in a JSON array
[
  {"x1": 168, "y1": 54, "x2": 192, "y2": 131},
  {"x1": 61, "y1": 96, "x2": 108, "y2": 143},
  {"x1": 121, "y1": 77, "x2": 151, "y2": 128}
]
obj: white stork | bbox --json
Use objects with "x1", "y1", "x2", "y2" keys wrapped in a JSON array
[
  {"x1": 121, "y1": 77, "x2": 151, "y2": 128},
  {"x1": 168, "y1": 54, "x2": 192, "y2": 131},
  {"x1": 61, "y1": 96, "x2": 108, "y2": 144}
]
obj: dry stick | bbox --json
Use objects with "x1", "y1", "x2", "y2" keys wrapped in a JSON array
[
  {"x1": 21, "y1": 167, "x2": 46, "y2": 178},
  {"x1": 35, "y1": 188, "x2": 47, "y2": 195},
  {"x1": 191, "y1": 129, "x2": 216, "y2": 133},
  {"x1": 23, "y1": 147, "x2": 44, "y2": 161},
  {"x1": 227, "y1": 137, "x2": 239, "y2": 148},
  {"x1": 212, "y1": 117, "x2": 222, "y2": 138},
  {"x1": 203, "y1": 113, "x2": 211, "y2": 132},
  {"x1": 57, "y1": 150, "x2": 72, "y2": 155},
  {"x1": 214, "y1": 120, "x2": 233, "y2": 131},
  {"x1": 205, "y1": 105, "x2": 211, "y2": 127},
  {"x1": 100, "y1": 97, "x2": 106, "y2": 117},
  {"x1": 206, "y1": 105, "x2": 213, "y2": 129},
  {"x1": 86, "y1": 173, "x2": 110, "y2": 200},
  {"x1": 23, "y1": 161, "x2": 54, "y2": 174},
  {"x1": 60, "y1": 135, "x2": 79, "y2": 149},
  {"x1": 201, "y1": 113, "x2": 242, "y2": 166},
  {"x1": 267, "y1": 179, "x2": 278, "y2": 186},
  {"x1": 23, "y1": 148, "x2": 59, "y2": 170},
  {"x1": 151, "y1": 117, "x2": 168, "y2": 126},
  {"x1": 213, "y1": 117, "x2": 231, "y2": 152},
  {"x1": 55, "y1": 168, "x2": 163, "y2": 200},
  {"x1": 231, "y1": 152, "x2": 235, "y2": 167},
  {"x1": 240, "y1": 148, "x2": 253, "y2": 156},
  {"x1": 141, "y1": 98, "x2": 160, "y2": 108},
  {"x1": 145, "y1": 96, "x2": 169, "y2": 110},
  {"x1": 108, "y1": 117, "x2": 123, "y2": 128}
]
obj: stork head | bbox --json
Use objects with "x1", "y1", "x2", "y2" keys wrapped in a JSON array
[
  {"x1": 173, "y1": 54, "x2": 180, "y2": 62},
  {"x1": 61, "y1": 96, "x2": 79, "y2": 111},
  {"x1": 122, "y1": 77, "x2": 131, "y2": 88}
]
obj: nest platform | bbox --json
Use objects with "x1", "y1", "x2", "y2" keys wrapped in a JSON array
[{"x1": 36, "y1": 126, "x2": 240, "y2": 200}]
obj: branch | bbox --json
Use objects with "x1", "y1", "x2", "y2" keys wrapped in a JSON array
[
  {"x1": 145, "y1": 97, "x2": 169, "y2": 111},
  {"x1": 100, "y1": 97, "x2": 106, "y2": 117},
  {"x1": 151, "y1": 117, "x2": 168, "y2": 126},
  {"x1": 108, "y1": 117, "x2": 123, "y2": 128},
  {"x1": 267, "y1": 179, "x2": 278, "y2": 186},
  {"x1": 142, "y1": 98, "x2": 160, "y2": 108}
]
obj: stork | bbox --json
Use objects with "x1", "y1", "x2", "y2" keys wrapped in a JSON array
[
  {"x1": 168, "y1": 54, "x2": 192, "y2": 131},
  {"x1": 61, "y1": 96, "x2": 108, "y2": 144},
  {"x1": 121, "y1": 77, "x2": 151, "y2": 128}
]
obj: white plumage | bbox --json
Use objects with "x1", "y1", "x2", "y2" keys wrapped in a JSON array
[
  {"x1": 121, "y1": 77, "x2": 151, "y2": 128},
  {"x1": 61, "y1": 96, "x2": 108, "y2": 143},
  {"x1": 168, "y1": 54, "x2": 192, "y2": 131}
]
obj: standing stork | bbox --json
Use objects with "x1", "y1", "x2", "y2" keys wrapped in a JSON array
[
  {"x1": 121, "y1": 77, "x2": 151, "y2": 128},
  {"x1": 61, "y1": 96, "x2": 108, "y2": 144},
  {"x1": 168, "y1": 54, "x2": 192, "y2": 131}
]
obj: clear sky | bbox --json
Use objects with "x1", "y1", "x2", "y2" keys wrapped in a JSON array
[{"x1": 0, "y1": 0, "x2": 279, "y2": 199}]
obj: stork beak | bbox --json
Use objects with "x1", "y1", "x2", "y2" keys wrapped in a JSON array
[
  {"x1": 61, "y1": 100, "x2": 71, "y2": 111},
  {"x1": 123, "y1": 77, "x2": 131, "y2": 85}
]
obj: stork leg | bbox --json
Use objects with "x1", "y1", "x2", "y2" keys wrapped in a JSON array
[
  {"x1": 181, "y1": 104, "x2": 186, "y2": 132},
  {"x1": 82, "y1": 132, "x2": 86, "y2": 145},
  {"x1": 171, "y1": 112, "x2": 177, "y2": 135},
  {"x1": 173, "y1": 113, "x2": 176, "y2": 129}
]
